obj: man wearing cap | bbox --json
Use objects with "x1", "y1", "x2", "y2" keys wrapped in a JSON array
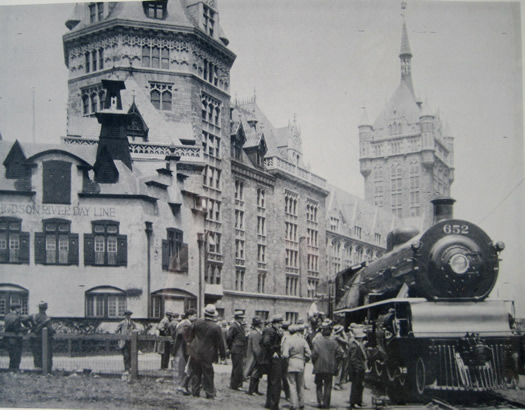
[
  {"x1": 262, "y1": 314, "x2": 284, "y2": 410},
  {"x1": 348, "y1": 327, "x2": 368, "y2": 409},
  {"x1": 312, "y1": 319, "x2": 343, "y2": 409},
  {"x1": 245, "y1": 316, "x2": 265, "y2": 396},
  {"x1": 189, "y1": 304, "x2": 226, "y2": 399},
  {"x1": 29, "y1": 301, "x2": 55, "y2": 370},
  {"x1": 227, "y1": 310, "x2": 247, "y2": 390},
  {"x1": 173, "y1": 309, "x2": 197, "y2": 395},
  {"x1": 282, "y1": 324, "x2": 311, "y2": 410},
  {"x1": 155, "y1": 311, "x2": 176, "y2": 369},
  {"x1": 115, "y1": 310, "x2": 137, "y2": 373},
  {"x1": 4, "y1": 303, "x2": 29, "y2": 370},
  {"x1": 332, "y1": 324, "x2": 349, "y2": 390}
]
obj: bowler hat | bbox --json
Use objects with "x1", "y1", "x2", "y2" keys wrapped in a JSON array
[
  {"x1": 354, "y1": 328, "x2": 366, "y2": 338},
  {"x1": 204, "y1": 304, "x2": 219, "y2": 318},
  {"x1": 252, "y1": 316, "x2": 262, "y2": 326},
  {"x1": 10, "y1": 303, "x2": 21, "y2": 310},
  {"x1": 124, "y1": 310, "x2": 133, "y2": 316},
  {"x1": 38, "y1": 301, "x2": 48, "y2": 310}
]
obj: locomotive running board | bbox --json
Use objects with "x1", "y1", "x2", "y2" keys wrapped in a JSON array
[{"x1": 409, "y1": 300, "x2": 513, "y2": 338}]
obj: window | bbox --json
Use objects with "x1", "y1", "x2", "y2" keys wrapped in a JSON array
[
  {"x1": 374, "y1": 166, "x2": 384, "y2": 207},
  {"x1": 143, "y1": 0, "x2": 167, "y2": 19},
  {"x1": 85, "y1": 287, "x2": 126, "y2": 318},
  {"x1": 0, "y1": 218, "x2": 29, "y2": 264},
  {"x1": 257, "y1": 216, "x2": 266, "y2": 236},
  {"x1": 255, "y1": 310, "x2": 269, "y2": 321},
  {"x1": 162, "y1": 229, "x2": 188, "y2": 272},
  {"x1": 306, "y1": 202, "x2": 318, "y2": 223},
  {"x1": 81, "y1": 85, "x2": 105, "y2": 115},
  {"x1": 257, "y1": 244, "x2": 266, "y2": 264},
  {"x1": 84, "y1": 221, "x2": 127, "y2": 266},
  {"x1": 391, "y1": 163, "x2": 403, "y2": 217},
  {"x1": 232, "y1": 137, "x2": 243, "y2": 160},
  {"x1": 354, "y1": 226, "x2": 362, "y2": 239},
  {"x1": 257, "y1": 188, "x2": 265, "y2": 208},
  {"x1": 307, "y1": 279, "x2": 318, "y2": 298},
  {"x1": 142, "y1": 45, "x2": 170, "y2": 69},
  {"x1": 43, "y1": 160, "x2": 72, "y2": 204},
  {"x1": 235, "y1": 269, "x2": 245, "y2": 291},
  {"x1": 0, "y1": 285, "x2": 28, "y2": 318},
  {"x1": 285, "y1": 192, "x2": 298, "y2": 216},
  {"x1": 307, "y1": 228, "x2": 318, "y2": 247},
  {"x1": 375, "y1": 233, "x2": 382, "y2": 245},
  {"x1": 203, "y1": 131, "x2": 221, "y2": 159},
  {"x1": 35, "y1": 219, "x2": 78, "y2": 265},
  {"x1": 235, "y1": 239, "x2": 244, "y2": 261},
  {"x1": 207, "y1": 231, "x2": 221, "y2": 254},
  {"x1": 235, "y1": 180, "x2": 244, "y2": 202},
  {"x1": 206, "y1": 199, "x2": 221, "y2": 222},
  {"x1": 89, "y1": 3, "x2": 103, "y2": 23},
  {"x1": 150, "y1": 82, "x2": 172, "y2": 111},
  {"x1": 205, "y1": 263, "x2": 221, "y2": 284},
  {"x1": 286, "y1": 275, "x2": 298, "y2": 296},
  {"x1": 201, "y1": 94, "x2": 221, "y2": 125},
  {"x1": 307, "y1": 254, "x2": 319, "y2": 273},
  {"x1": 410, "y1": 161, "x2": 420, "y2": 217},
  {"x1": 285, "y1": 312, "x2": 299, "y2": 323},
  {"x1": 257, "y1": 273, "x2": 266, "y2": 293},
  {"x1": 235, "y1": 210, "x2": 244, "y2": 231},
  {"x1": 203, "y1": 4, "x2": 215, "y2": 36},
  {"x1": 286, "y1": 249, "x2": 298, "y2": 269},
  {"x1": 330, "y1": 217, "x2": 339, "y2": 231},
  {"x1": 204, "y1": 166, "x2": 221, "y2": 190}
]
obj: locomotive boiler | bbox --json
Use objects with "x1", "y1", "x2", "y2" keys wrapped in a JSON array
[{"x1": 333, "y1": 198, "x2": 519, "y2": 402}]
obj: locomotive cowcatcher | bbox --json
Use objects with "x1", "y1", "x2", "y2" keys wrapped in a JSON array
[{"x1": 331, "y1": 198, "x2": 519, "y2": 403}]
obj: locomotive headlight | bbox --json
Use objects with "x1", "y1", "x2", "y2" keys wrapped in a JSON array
[{"x1": 449, "y1": 253, "x2": 469, "y2": 274}]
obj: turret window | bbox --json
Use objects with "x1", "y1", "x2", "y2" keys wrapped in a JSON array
[
  {"x1": 203, "y1": 4, "x2": 215, "y2": 36},
  {"x1": 149, "y1": 82, "x2": 172, "y2": 111},
  {"x1": 85, "y1": 48, "x2": 105, "y2": 74},
  {"x1": 143, "y1": 1, "x2": 167, "y2": 19},
  {"x1": 89, "y1": 3, "x2": 104, "y2": 24}
]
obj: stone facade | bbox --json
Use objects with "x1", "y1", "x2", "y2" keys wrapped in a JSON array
[{"x1": 359, "y1": 12, "x2": 454, "y2": 230}]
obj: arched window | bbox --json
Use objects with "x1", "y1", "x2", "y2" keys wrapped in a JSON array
[
  {"x1": 151, "y1": 89, "x2": 160, "y2": 109},
  {"x1": 85, "y1": 286, "x2": 126, "y2": 318},
  {"x1": 0, "y1": 284, "x2": 28, "y2": 317}
]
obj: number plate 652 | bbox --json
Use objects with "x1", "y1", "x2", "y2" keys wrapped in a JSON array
[{"x1": 443, "y1": 224, "x2": 469, "y2": 235}]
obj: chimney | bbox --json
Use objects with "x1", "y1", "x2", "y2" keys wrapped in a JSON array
[
  {"x1": 95, "y1": 79, "x2": 132, "y2": 170},
  {"x1": 431, "y1": 197, "x2": 455, "y2": 224}
]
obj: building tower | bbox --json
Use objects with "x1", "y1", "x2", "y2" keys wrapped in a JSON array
[{"x1": 359, "y1": 2, "x2": 454, "y2": 229}]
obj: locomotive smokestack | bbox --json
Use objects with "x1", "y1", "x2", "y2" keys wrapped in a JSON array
[{"x1": 431, "y1": 197, "x2": 455, "y2": 224}]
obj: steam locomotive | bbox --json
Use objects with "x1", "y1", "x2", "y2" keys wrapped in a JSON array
[{"x1": 332, "y1": 198, "x2": 519, "y2": 402}]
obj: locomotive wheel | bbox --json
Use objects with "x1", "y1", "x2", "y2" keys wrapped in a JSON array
[{"x1": 414, "y1": 357, "x2": 426, "y2": 396}]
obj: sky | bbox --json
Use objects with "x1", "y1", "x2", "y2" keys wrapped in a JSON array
[{"x1": 0, "y1": 0, "x2": 524, "y2": 315}]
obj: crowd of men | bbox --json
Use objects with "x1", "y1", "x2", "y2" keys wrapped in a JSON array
[
  {"x1": 4, "y1": 301, "x2": 54, "y2": 371},
  {"x1": 148, "y1": 305, "x2": 369, "y2": 410}
]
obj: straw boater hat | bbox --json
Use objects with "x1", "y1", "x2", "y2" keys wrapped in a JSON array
[
  {"x1": 354, "y1": 327, "x2": 366, "y2": 338},
  {"x1": 204, "y1": 304, "x2": 219, "y2": 318},
  {"x1": 321, "y1": 318, "x2": 333, "y2": 329},
  {"x1": 333, "y1": 324, "x2": 344, "y2": 334}
]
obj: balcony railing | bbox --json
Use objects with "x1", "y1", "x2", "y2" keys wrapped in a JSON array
[{"x1": 264, "y1": 156, "x2": 326, "y2": 189}]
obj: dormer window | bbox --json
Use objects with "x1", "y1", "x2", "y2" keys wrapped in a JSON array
[
  {"x1": 143, "y1": 1, "x2": 167, "y2": 19},
  {"x1": 89, "y1": 2, "x2": 104, "y2": 24},
  {"x1": 203, "y1": 4, "x2": 215, "y2": 36}
]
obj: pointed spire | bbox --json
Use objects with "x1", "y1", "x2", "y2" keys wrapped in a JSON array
[
  {"x1": 399, "y1": 1, "x2": 414, "y2": 94},
  {"x1": 359, "y1": 106, "x2": 371, "y2": 127}
]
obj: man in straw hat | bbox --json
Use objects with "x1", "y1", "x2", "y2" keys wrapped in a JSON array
[
  {"x1": 188, "y1": 304, "x2": 226, "y2": 399},
  {"x1": 227, "y1": 310, "x2": 247, "y2": 390},
  {"x1": 282, "y1": 324, "x2": 311, "y2": 410},
  {"x1": 348, "y1": 326, "x2": 368, "y2": 408}
]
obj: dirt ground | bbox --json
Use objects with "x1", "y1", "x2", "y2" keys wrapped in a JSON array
[{"x1": 0, "y1": 363, "x2": 371, "y2": 410}]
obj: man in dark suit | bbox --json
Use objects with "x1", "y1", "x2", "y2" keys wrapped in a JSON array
[
  {"x1": 4, "y1": 303, "x2": 28, "y2": 370},
  {"x1": 29, "y1": 301, "x2": 55, "y2": 371},
  {"x1": 262, "y1": 315, "x2": 283, "y2": 410},
  {"x1": 227, "y1": 310, "x2": 247, "y2": 390},
  {"x1": 189, "y1": 304, "x2": 226, "y2": 399},
  {"x1": 115, "y1": 310, "x2": 137, "y2": 373},
  {"x1": 348, "y1": 327, "x2": 368, "y2": 409},
  {"x1": 244, "y1": 316, "x2": 265, "y2": 396}
]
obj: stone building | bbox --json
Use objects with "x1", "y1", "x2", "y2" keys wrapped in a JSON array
[
  {"x1": 359, "y1": 7, "x2": 455, "y2": 229},
  {"x1": 1, "y1": 0, "x2": 399, "y2": 321}
]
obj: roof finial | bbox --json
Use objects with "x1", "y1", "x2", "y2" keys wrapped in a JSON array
[{"x1": 253, "y1": 87, "x2": 257, "y2": 103}]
